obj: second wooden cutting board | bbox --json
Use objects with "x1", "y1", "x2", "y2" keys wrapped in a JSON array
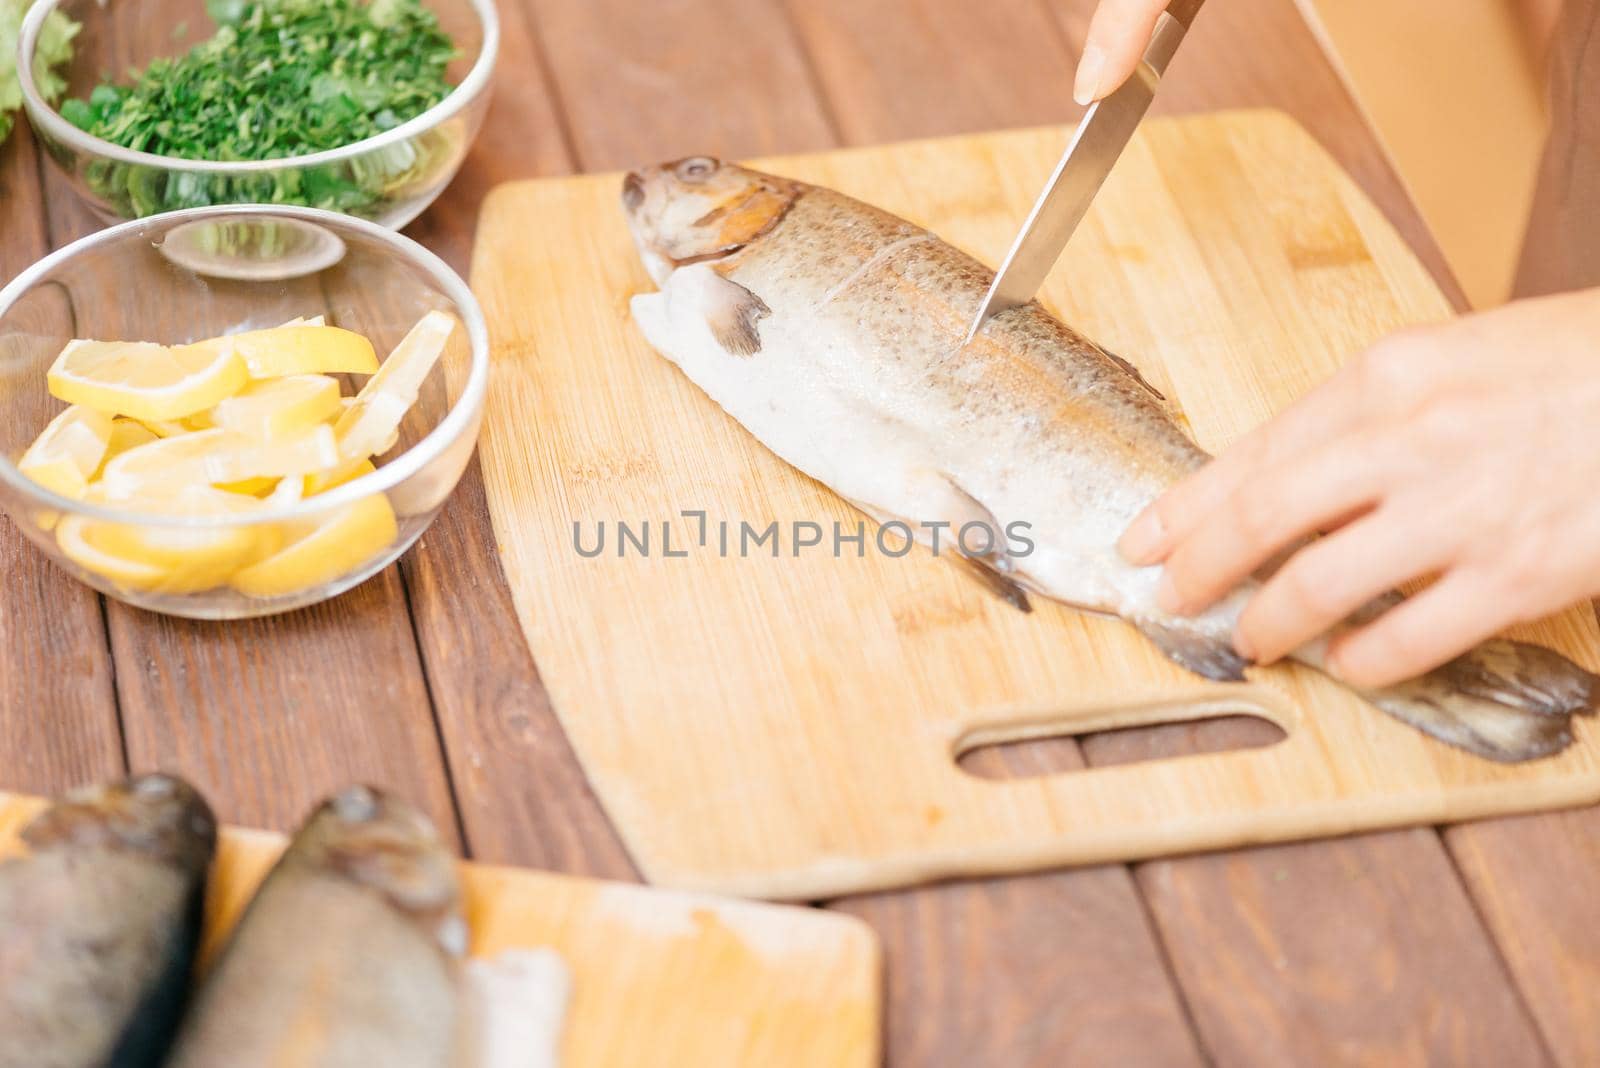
[
  {"x1": 0, "y1": 794, "x2": 879, "y2": 1066},
  {"x1": 467, "y1": 110, "x2": 1600, "y2": 901}
]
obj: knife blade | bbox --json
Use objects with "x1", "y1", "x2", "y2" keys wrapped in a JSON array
[{"x1": 965, "y1": 1, "x2": 1203, "y2": 342}]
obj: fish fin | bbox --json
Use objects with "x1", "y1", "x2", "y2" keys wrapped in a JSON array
[
  {"x1": 1094, "y1": 343, "x2": 1166, "y2": 402},
  {"x1": 931, "y1": 474, "x2": 1032, "y2": 613},
  {"x1": 1427, "y1": 638, "x2": 1597, "y2": 717},
  {"x1": 702, "y1": 272, "x2": 771, "y2": 357},
  {"x1": 951, "y1": 552, "x2": 1032, "y2": 613},
  {"x1": 1134, "y1": 617, "x2": 1251, "y2": 682},
  {"x1": 1351, "y1": 639, "x2": 1597, "y2": 762}
]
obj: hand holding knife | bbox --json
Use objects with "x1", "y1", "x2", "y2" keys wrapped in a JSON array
[{"x1": 965, "y1": 0, "x2": 1206, "y2": 342}]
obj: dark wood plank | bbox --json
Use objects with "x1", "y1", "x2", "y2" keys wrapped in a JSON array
[
  {"x1": 397, "y1": 0, "x2": 638, "y2": 876},
  {"x1": 0, "y1": 130, "x2": 126, "y2": 794},
  {"x1": 523, "y1": 0, "x2": 835, "y2": 170},
  {"x1": 404, "y1": 0, "x2": 573, "y2": 275},
  {"x1": 1446, "y1": 812, "x2": 1600, "y2": 1067},
  {"x1": 842, "y1": 744, "x2": 1205, "y2": 1066},
  {"x1": 102, "y1": 589, "x2": 458, "y2": 838},
  {"x1": 782, "y1": 0, "x2": 1081, "y2": 143},
  {"x1": 1088, "y1": 705, "x2": 1550, "y2": 1062},
  {"x1": 1515, "y1": 0, "x2": 1600, "y2": 296},
  {"x1": 1126, "y1": 831, "x2": 1549, "y2": 1065},
  {"x1": 784, "y1": 0, "x2": 1549, "y2": 1060}
]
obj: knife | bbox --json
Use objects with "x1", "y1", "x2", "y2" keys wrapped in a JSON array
[{"x1": 965, "y1": 0, "x2": 1205, "y2": 342}]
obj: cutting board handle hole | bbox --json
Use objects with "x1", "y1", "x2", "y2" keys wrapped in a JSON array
[{"x1": 955, "y1": 708, "x2": 1287, "y2": 781}]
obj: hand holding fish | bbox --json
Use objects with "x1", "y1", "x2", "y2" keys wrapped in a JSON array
[{"x1": 1119, "y1": 287, "x2": 1600, "y2": 688}]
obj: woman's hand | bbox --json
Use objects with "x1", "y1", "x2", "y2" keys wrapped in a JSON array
[
  {"x1": 1075, "y1": 0, "x2": 1178, "y2": 104},
  {"x1": 1117, "y1": 288, "x2": 1600, "y2": 687}
]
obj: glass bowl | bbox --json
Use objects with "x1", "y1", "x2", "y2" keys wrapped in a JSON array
[
  {"x1": 0, "y1": 205, "x2": 490, "y2": 619},
  {"x1": 16, "y1": 0, "x2": 497, "y2": 227}
]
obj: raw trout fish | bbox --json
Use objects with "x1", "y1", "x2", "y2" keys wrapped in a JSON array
[
  {"x1": 622, "y1": 156, "x2": 1598, "y2": 762},
  {"x1": 167, "y1": 786, "x2": 464, "y2": 1068},
  {"x1": 0, "y1": 773, "x2": 216, "y2": 1068}
]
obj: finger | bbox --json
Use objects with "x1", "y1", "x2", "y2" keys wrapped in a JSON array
[
  {"x1": 1076, "y1": 0, "x2": 1169, "y2": 104},
  {"x1": 1155, "y1": 435, "x2": 1397, "y2": 616},
  {"x1": 1327, "y1": 571, "x2": 1506, "y2": 689},
  {"x1": 1234, "y1": 505, "x2": 1454, "y2": 665},
  {"x1": 1119, "y1": 366, "x2": 1373, "y2": 564}
]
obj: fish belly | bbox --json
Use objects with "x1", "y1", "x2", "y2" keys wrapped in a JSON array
[{"x1": 632, "y1": 270, "x2": 1146, "y2": 614}]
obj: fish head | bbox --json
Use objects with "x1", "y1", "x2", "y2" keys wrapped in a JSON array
[
  {"x1": 22, "y1": 772, "x2": 217, "y2": 876},
  {"x1": 622, "y1": 156, "x2": 802, "y2": 284},
  {"x1": 297, "y1": 785, "x2": 464, "y2": 954}
]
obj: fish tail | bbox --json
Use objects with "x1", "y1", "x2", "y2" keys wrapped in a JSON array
[
  {"x1": 1133, "y1": 616, "x2": 1251, "y2": 682},
  {"x1": 1348, "y1": 639, "x2": 1598, "y2": 762}
]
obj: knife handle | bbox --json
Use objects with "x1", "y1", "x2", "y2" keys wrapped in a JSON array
[{"x1": 1165, "y1": 0, "x2": 1206, "y2": 29}]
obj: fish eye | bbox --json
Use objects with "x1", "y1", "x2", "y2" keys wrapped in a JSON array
[
  {"x1": 134, "y1": 774, "x2": 176, "y2": 798},
  {"x1": 674, "y1": 156, "x2": 718, "y2": 183},
  {"x1": 331, "y1": 785, "x2": 380, "y2": 822}
]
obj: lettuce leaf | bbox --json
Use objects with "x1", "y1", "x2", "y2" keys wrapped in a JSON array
[{"x1": 0, "y1": 0, "x2": 79, "y2": 142}]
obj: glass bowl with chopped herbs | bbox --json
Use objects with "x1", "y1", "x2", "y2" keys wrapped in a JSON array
[{"x1": 14, "y1": 0, "x2": 496, "y2": 226}]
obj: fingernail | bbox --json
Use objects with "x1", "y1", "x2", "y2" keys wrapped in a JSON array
[
  {"x1": 1118, "y1": 509, "x2": 1165, "y2": 564},
  {"x1": 1074, "y1": 47, "x2": 1105, "y2": 106},
  {"x1": 1156, "y1": 569, "x2": 1185, "y2": 615}
]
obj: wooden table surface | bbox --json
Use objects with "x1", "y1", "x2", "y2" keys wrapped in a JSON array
[{"x1": 3, "y1": 0, "x2": 1598, "y2": 1064}]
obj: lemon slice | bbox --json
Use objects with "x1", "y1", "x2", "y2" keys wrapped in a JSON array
[
  {"x1": 232, "y1": 493, "x2": 398, "y2": 598},
  {"x1": 96, "y1": 420, "x2": 161, "y2": 476},
  {"x1": 57, "y1": 516, "x2": 170, "y2": 590},
  {"x1": 48, "y1": 339, "x2": 249, "y2": 421},
  {"x1": 210, "y1": 374, "x2": 340, "y2": 439},
  {"x1": 202, "y1": 425, "x2": 340, "y2": 484},
  {"x1": 137, "y1": 417, "x2": 197, "y2": 438},
  {"x1": 304, "y1": 457, "x2": 376, "y2": 496},
  {"x1": 187, "y1": 326, "x2": 379, "y2": 380},
  {"x1": 99, "y1": 430, "x2": 228, "y2": 499},
  {"x1": 336, "y1": 398, "x2": 400, "y2": 455},
  {"x1": 60, "y1": 487, "x2": 275, "y2": 593},
  {"x1": 335, "y1": 311, "x2": 456, "y2": 460},
  {"x1": 17, "y1": 405, "x2": 115, "y2": 499},
  {"x1": 266, "y1": 471, "x2": 306, "y2": 507},
  {"x1": 217, "y1": 476, "x2": 280, "y2": 497}
]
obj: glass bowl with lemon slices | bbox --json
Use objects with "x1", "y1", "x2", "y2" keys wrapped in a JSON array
[{"x1": 0, "y1": 205, "x2": 488, "y2": 619}]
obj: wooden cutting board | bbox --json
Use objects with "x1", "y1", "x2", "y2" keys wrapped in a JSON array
[
  {"x1": 0, "y1": 794, "x2": 880, "y2": 1066},
  {"x1": 467, "y1": 109, "x2": 1600, "y2": 901}
]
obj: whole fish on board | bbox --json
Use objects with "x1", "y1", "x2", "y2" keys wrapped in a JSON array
[
  {"x1": 167, "y1": 785, "x2": 465, "y2": 1068},
  {"x1": 0, "y1": 773, "x2": 216, "y2": 1068},
  {"x1": 621, "y1": 156, "x2": 1598, "y2": 763}
]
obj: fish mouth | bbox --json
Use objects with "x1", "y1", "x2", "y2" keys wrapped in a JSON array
[{"x1": 621, "y1": 171, "x2": 646, "y2": 213}]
